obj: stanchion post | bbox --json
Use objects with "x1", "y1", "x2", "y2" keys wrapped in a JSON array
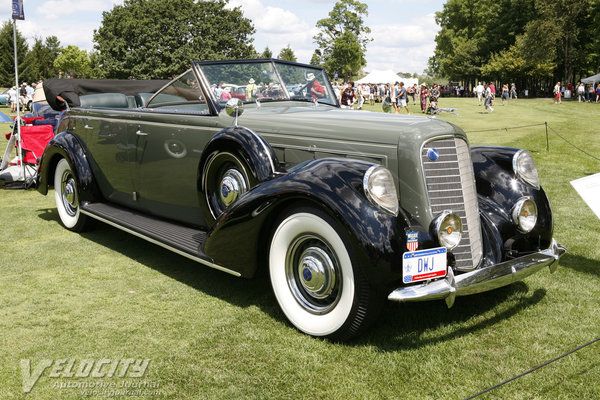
[{"x1": 545, "y1": 121, "x2": 549, "y2": 152}]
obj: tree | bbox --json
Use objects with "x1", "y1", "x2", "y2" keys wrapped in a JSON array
[
  {"x1": 310, "y1": 49, "x2": 323, "y2": 67},
  {"x1": 261, "y1": 46, "x2": 272, "y2": 58},
  {"x1": 0, "y1": 21, "x2": 29, "y2": 87},
  {"x1": 277, "y1": 45, "x2": 296, "y2": 62},
  {"x1": 93, "y1": 0, "x2": 256, "y2": 79},
  {"x1": 21, "y1": 35, "x2": 61, "y2": 81},
  {"x1": 430, "y1": 0, "x2": 535, "y2": 84},
  {"x1": 313, "y1": 0, "x2": 371, "y2": 81},
  {"x1": 54, "y1": 45, "x2": 91, "y2": 78}
]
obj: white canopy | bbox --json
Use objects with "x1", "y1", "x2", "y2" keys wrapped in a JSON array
[
  {"x1": 581, "y1": 73, "x2": 600, "y2": 85},
  {"x1": 356, "y1": 69, "x2": 418, "y2": 87}
]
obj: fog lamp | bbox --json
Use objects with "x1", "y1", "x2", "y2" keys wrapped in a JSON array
[
  {"x1": 433, "y1": 211, "x2": 463, "y2": 250},
  {"x1": 512, "y1": 197, "x2": 537, "y2": 233}
]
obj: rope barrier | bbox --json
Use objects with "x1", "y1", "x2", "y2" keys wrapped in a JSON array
[
  {"x1": 465, "y1": 337, "x2": 600, "y2": 399},
  {"x1": 464, "y1": 123, "x2": 546, "y2": 134},
  {"x1": 464, "y1": 122, "x2": 600, "y2": 163},
  {"x1": 546, "y1": 125, "x2": 600, "y2": 162}
]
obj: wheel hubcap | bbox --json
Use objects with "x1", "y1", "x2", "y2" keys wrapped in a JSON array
[
  {"x1": 286, "y1": 235, "x2": 341, "y2": 314},
  {"x1": 61, "y1": 174, "x2": 78, "y2": 216},
  {"x1": 219, "y1": 169, "x2": 247, "y2": 207},
  {"x1": 299, "y1": 247, "x2": 336, "y2": 299}
]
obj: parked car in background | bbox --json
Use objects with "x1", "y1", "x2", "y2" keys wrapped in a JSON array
[
  {"x1": 0, "y1": 88, "x2": 10, "y2": 105},
  {"x1": 35, "y1": 59, "x2": 566, "y2": 340}
]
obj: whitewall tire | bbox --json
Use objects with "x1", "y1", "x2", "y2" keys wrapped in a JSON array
[
  {"x1": 54, "y1": 158, "x2": 89, "y2": 231},
  {"x1": 269, "y1": 207, "x2": 380, "y2": 340}
]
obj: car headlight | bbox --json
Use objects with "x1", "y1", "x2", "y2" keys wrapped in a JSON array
[
  {"x1": 512, "y1": 197, "x2": 537, "y2": 233},
  {"x1": 363, "y1": 165, "x2": 399, "y2": 216},
  {"x1": 432, "y1": 211, "x2": 463, "y2": 250},
  {"x1": 513, "y1": 150, "x2": 540, "y2": 189}
]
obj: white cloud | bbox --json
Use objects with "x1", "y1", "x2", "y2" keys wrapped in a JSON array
[
  {"x1": 365, "y1": 13, "x2": 439, "y2": 73},
  {"x1": 227, "y1": 0, "x2": 316, "y2": 59}
]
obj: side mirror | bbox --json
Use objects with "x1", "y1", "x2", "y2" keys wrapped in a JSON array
[{"x1": 225, "y1": 98, "x2": 244, "y2": 126}]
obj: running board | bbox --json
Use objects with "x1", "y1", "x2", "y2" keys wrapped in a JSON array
[{"x1": 80, "y1": 202, "x2": 241, "y2": 277}]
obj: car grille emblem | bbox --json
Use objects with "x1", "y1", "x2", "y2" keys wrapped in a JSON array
[{"x1": 427, "y1": 148, "x2": 439, "y2": 162}]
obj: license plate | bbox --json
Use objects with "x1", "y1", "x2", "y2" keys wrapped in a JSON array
[{"x1": 402, "y1": 247, "x2": 447, "y2": 283}]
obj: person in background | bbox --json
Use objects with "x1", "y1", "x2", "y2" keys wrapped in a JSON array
[
  {"x1": 576, "y1": 82, "x2": 585, "y2": 102},
  {"x1": 369, "y1": 84, "x2": 375, "y2": 106},
  {"x1": 488, "y1": 82, "x2": 496, "y2": 106},
  {"x1": 596, "y1": 83, "x2": 600, "y2": 103},
  {"x1": 553, "y1": 81, "x2": 562, "y2": 104},
  {"x1": 221, "y1": 86, "x2": 232, "y2": 101},
  {"x1": 19, "y1": 82, "x2": 28, "y2": 112},
  {"x1": 510, "y1": 83, "x2": 518, "y2": 99},
  {"x1": 355, "y1": 83, "x2": 364, "y2": 109},
  {"x1": 501, "y1": 84, "x2": 509, "y2": 106},
  {"x1": 484, "y1": 83, "x2": 494, "y2": 113},
  {"x1": 340, "y1": 81, "x2": 356, "y2": 109},
  {"x1": 8, "y1": 86, "x2": 17, "y2": 113},
  {"x1": 305, "y1": 73, "x2": 324, "y2": 100},
  {"x1": 389, "y1": 82, "x2": 398, "y2": 113},
  {"x1": 419, "y1": 83, "x2": 428, "y2": 113},
  {"x1": 407, "y1": 84, "x2": 416, "y2": 105},
  {"x1": 246, "y1": 78, "x2": 257, "y2": 100},
  {"x1": 474, "y1": 82, "x2": 484, "y2": 106},
  {"x1": 396, "y1": 82, "x2": 410, "y2": 115}
]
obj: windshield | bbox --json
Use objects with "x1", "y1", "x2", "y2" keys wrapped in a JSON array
[{"x1": 197, "y1": 60, "x2": 338, "y2": 106}]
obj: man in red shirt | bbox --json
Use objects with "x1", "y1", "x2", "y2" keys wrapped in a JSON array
[
  {"x1": 306, "y1": 73, "x2": 324, "y2": 99},
  {"x1": 489, "y1": 82, "x2": 496, "y2": 106}
]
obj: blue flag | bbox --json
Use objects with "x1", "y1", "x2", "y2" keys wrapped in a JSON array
[{"x1": 12, "y1": 0, "x2": 25, "y2": 20}]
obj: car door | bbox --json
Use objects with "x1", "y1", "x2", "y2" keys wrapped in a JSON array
[
  {"x1": 132, "y1": 71, "x2": 218, "y2": 227},
  {"x1": 75, "y1": 111, "x2": 137, "y2": 208}
]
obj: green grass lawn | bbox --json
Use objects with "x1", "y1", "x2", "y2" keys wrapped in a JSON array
[{"x1": 1, "y1": 99, "x2": 599, "y2": 399}]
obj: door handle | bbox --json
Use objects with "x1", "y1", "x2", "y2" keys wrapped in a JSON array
[{"x1": 136, "y1": 130, "x2": 148, "y2": 136}]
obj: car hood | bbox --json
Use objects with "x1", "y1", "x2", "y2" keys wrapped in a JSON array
[{"x1": 230, "y1": 102, "x2": 465, "y2": 145}]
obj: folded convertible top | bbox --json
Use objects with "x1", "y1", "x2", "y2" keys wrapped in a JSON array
[{"x1": 43, "y1": 79, "x2": 170, "y2": 110}]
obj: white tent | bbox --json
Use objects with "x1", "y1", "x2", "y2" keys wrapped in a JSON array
[
  {"x1": 356, "y1": 69, "x2": 418, "y2": 87},
  {"x1": 581, "y1": 73, "x2": 600, "y2": 85}
]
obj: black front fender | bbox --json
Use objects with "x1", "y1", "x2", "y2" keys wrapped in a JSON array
[
  {"x1": 471, "y1": 146, "x2": 553, "y2": 257},
  {"x1": 204, "y1": 158, "x2": 414, "y2": 290}
]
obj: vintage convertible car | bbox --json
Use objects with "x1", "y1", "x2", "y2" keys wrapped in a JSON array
[{"x1": 36, "y1": 59, "x2": 565, "y2": 340}]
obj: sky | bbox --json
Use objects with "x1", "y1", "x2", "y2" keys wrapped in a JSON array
[{"x1": 1, "y1": 0, "x2": 445, "y2": 74}]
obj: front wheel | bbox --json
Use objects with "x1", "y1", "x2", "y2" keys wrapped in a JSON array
[
  {"x1": 54, "y1": 158, "x2": 90, "y2": 231},
  {"x1": 269, "y1": 207, "x2": 382, "y2": 340}
]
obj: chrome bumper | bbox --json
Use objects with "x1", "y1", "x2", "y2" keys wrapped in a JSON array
[{"x1": 388, "y1": 239, "x2": 566, "y2": 308}]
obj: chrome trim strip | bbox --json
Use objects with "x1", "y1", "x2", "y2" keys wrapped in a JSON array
[
  {"x1": 80, "y1": 209, "x2": 242, "y2": 277},
  {"x1": 388, "y1": 239, "x2": 566, "y2": 307}
]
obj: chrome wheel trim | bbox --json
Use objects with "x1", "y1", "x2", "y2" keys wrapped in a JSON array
[
  {"x1": 219, "y1": 168, "x2": 247, "y2": 207},
  {"x1": 61, "y1": 172, "x2": 78, "y2": 217},
  {"x1": 285, "y1": 234, "x2": 342, "y2": 315},
  {"x1": 204, "y1": 152, "x2": 251, "y2": 219}
]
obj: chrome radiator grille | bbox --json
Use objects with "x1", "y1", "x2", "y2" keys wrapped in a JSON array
[{"x1": 421, "y1": 137, "x2": 483, "y2": 270}]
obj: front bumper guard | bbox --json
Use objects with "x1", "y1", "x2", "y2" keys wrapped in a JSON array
[{"x1": 388, "y1": 239, "x2": 566, "y2": 308}]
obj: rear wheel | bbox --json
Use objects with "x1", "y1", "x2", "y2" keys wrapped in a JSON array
[
  {"x1": 54, "y1": 158, "x2": 89, "y2": 231},
  {"x1": 269, "y1": 207, "x2": 382, "y2": 340}
]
